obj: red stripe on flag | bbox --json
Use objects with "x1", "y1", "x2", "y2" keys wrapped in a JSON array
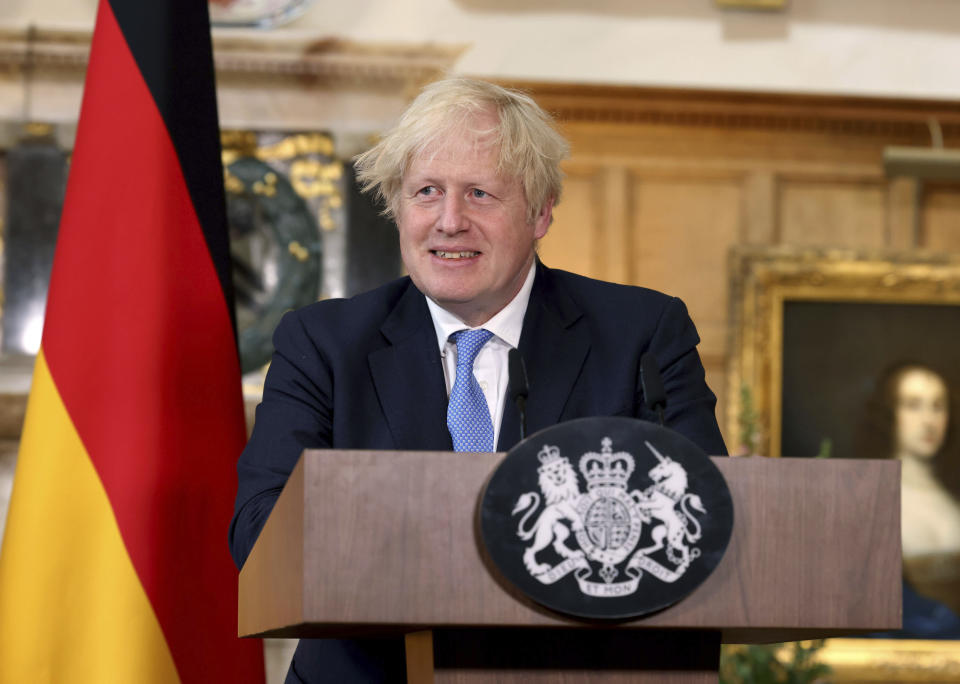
[{"x1": 41, "y1": 2, "x2": 260, "y2": 681}]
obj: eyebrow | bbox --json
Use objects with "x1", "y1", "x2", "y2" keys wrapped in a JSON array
[{"x1": 405, "y1": 175, "x2": 505, "y2": 191}]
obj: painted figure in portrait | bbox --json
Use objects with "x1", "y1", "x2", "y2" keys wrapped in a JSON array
[{"x1": 856, "y1": 362, "x2": 960, "y2": 638}]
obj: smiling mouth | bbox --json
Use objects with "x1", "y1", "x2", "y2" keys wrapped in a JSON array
[{"x1": 432, "y1": 250, "x2": 480, "y2": 259}]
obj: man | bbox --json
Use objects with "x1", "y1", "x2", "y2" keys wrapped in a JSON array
[{"x1": 230, "y1": 77, "x2": 726, "y2": 683}]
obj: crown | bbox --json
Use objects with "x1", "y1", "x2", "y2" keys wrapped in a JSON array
[
  {"x1": 579, "y1": 437, "x2": 635, "y2": 490},
  {"x1": 537, "y1": 444, "x2": 563, "y2": 467}
]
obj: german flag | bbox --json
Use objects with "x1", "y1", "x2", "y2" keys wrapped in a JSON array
[{"x1": 0, "y1": 1, "x2": 264, "y2": 681}]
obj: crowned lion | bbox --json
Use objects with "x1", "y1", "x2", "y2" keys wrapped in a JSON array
[{"x1": 512, "y1": 444, "x2": 585, "y2": 575}]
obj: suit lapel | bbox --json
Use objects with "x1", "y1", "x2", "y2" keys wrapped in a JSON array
[
  {"x1": 369, "y1": 283, "x2": 452, "y2": 451},
  {"x1": 498, "y1": 263, "x2": 590, "y2": 451}
]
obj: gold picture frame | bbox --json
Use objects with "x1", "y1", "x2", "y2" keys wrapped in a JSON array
[
  {"x1": 816, "y1": 638, "x2": 960, "y2": 682},
  {"x1": 726, "y1": 246, "x2": 960, "y2": 680},
  {"x1": 727, "y1": 246, "x2": 960, "y2": 458}
]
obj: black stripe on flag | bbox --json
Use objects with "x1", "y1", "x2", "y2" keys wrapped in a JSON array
[{"x1": 107, "y1": 0, "x2": 238, "y2": 337}]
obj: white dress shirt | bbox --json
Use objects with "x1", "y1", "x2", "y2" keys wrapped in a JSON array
[{"x1": 425, "y1": 261, "x2": 536, "y2": 447}]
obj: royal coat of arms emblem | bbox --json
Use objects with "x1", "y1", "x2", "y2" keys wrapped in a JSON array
[
  {"x1": 479, "y1": 417, "x2": 733, "y2": 619},
  {"x1": 512, "y1": 438, "x2": 707, "y2": 597}
]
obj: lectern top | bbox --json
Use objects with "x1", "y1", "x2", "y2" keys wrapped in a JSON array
[{"x1": 239, "y1": 449, "x2": 901, "y2": 643}]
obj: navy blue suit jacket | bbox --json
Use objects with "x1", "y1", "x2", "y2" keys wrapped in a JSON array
[{"x1": 229, "y1": 262, "x2": 727, "y2": 682}]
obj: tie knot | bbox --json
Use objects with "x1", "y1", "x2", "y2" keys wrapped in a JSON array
[{"x1": 452, "y1": 328, "x2": 493, "y2": 370}]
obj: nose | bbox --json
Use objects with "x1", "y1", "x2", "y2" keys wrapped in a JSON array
[{"x1": 438, "y1": 194, "x2": 467, "y2": 234}]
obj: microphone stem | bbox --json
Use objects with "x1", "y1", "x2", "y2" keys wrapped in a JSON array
[{"x1": 517, "y1": 396, "x2": 527, "y2": 440}]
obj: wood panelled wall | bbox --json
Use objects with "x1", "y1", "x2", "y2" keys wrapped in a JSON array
[{"x1": 506, "y1": 83, "x2": 960, "y2": 449}]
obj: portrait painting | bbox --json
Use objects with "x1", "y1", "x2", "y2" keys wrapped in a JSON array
[{"x1": 728, "y1": 246, "x2": 960, "y2": 680}]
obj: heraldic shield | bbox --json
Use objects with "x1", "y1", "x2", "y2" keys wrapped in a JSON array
[{"x1": 479, "y1": 417, "x2": 734, "y2": 620}]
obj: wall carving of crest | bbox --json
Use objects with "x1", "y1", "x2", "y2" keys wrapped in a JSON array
[{"x1": 0, "y1": 27, "x2": 465, "y2": 138}]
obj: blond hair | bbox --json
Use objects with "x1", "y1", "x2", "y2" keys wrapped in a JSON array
[{"x1": 354, "y1": 77, "x2": 569, "y2": 222}]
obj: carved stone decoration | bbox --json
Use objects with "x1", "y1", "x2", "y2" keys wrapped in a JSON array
[
  {"x1": 209, "y1": 0, "x2": 316, "y2": 29},
  {"x1": 0, "y1": 28, "x2": 464, "y2": 84},
  {"x1": 219, "y1": 129, "x2": 401, "y2": 376},
  {"x1": 0, "y1": 28, "x2": 466, "y2": 130},
  {"x1": 222, "y1": 131, "x2": 330, "y2": 374}
]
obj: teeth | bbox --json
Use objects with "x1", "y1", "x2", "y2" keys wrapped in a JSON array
[{"x1": 435, "y1": 251, "x2": 479, "y2": 259}]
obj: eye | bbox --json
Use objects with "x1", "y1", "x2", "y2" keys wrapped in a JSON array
[
  {"x1": 416, "y1": 186, "x2": 438, "y2": 197},
  {"x1": 900, "y1": 397, "x2": 923, "y2": 411},
  {"x1": 471, "y1": 188, "x2": 489, "y2": 199}
]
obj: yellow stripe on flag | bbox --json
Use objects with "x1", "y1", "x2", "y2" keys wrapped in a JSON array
[{"x1": 0, "y1": 350, "x2": 179, "y2": 683}]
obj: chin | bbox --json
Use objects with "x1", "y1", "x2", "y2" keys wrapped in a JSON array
[
  {"x1": 910, "y1": 449, "x2": 939, "y2": 461},
  {"x1": 429, "y1": 287, "x2": 479, "y2": 306}
]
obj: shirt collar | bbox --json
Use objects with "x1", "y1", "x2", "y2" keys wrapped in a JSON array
[{"x1": 426, "y1": 260, "x2": 536, "y2": 353}]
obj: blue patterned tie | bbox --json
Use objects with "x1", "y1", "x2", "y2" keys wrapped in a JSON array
[{"x1": 447, "y1": 328, "x2": 495, "y2": 452}]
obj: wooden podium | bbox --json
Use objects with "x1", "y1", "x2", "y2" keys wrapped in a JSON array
[{"x1": 238, "y1": 450, "x2": 901, "y2": 683}]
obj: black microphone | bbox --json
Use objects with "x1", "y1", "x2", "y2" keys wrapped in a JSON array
[
  {"x1": 640, "y1": 352, "x2": 667, "y2": 426},
  {"x1": 508, "y1": 347, "x2": 530, "y2": 440}
]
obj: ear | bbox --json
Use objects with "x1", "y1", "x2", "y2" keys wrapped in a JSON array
[{"x1": 533, "y1": 198, "x2": 555, "y2": 240}]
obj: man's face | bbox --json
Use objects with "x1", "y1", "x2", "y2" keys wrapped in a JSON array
[
  {"x1": 396, "y1": 113, "x2": 552, "y2": 327},
  {"x1": 895, "y1": 368, "x2": 949, "y2": 462}
]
